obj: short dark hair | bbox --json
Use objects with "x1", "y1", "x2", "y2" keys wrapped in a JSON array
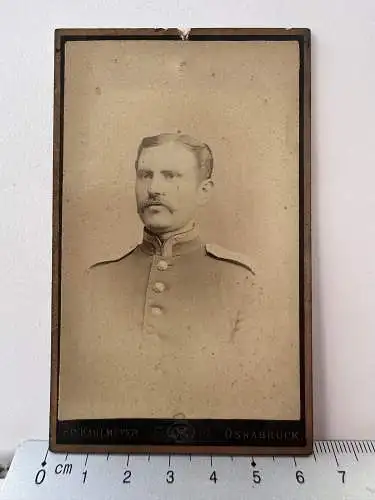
[{"x1": 135, "y1": 133, "x2": 214, "y2": 180}]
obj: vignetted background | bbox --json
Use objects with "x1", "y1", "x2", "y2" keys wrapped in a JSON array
[{"x1": 59, "y1": 39, "x2": 301, "y2": 419}]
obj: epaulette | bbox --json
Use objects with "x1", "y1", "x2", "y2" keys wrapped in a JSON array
[
  {"x1": 205, "y1": 243, "x2": 255, "y2": 275},
  {"x1": 89, "y1": 245, "x2": 138, "y2": 270}
]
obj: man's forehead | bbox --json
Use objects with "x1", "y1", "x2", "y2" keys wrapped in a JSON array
[{"x1": 138, "y1": 142, "x2": 198, "y2": 167}]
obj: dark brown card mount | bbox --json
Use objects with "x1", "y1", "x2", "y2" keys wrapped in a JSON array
[{"x1": 50, "y1": 28, "x2": 312, "y2": 455}]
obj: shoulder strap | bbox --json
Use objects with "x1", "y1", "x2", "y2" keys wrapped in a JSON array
[
  {"x1": 89, "y1": 245, "x2": 138, "y2": 270},
  {"x1": 205, "y1": 243, "x2": 255, "y2": 275}
]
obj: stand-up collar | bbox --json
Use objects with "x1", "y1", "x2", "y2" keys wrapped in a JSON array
[{"x1": 140, "y1": 224, "x2": 202, "y2": 257}]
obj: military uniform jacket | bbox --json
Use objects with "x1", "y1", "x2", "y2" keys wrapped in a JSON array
[{"x1": 59, "y1": 226, "x2": 264, "y2": 421}]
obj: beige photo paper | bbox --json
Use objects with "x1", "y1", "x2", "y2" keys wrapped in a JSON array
[{"x1": 57, "y1": 37, "x2": 302, "y2": 427}]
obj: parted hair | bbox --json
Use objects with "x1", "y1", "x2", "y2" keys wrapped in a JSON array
[{"x1": 135, "y1": 133, "x2": 214, "y2": 180}]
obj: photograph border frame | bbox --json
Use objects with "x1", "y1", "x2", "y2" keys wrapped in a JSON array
[{"x1": 50, "y1": 27, "x2": 312, "y2": 455}]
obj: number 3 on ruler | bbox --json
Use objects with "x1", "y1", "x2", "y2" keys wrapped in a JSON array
[{"x1": 166, "y1": 470, "x2": 174, "y2": 484}]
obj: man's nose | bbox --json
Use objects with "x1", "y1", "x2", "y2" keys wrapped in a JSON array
[{"x1": 148, "y1": 174, "x2": 165, "y2": 195}]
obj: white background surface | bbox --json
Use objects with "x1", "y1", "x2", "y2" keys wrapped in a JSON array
[{"x1": 1, "y1": 0, "x2": 375, "y2": 461}]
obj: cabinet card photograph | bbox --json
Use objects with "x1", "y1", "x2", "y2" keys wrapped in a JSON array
[{"x1": 50, "y1": 28, "x2": 312, "y2": 455}]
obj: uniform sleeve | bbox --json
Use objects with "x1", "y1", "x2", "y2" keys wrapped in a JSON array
[{"x1": 230, "y1": 271, "x2": 265, "y2": 342}]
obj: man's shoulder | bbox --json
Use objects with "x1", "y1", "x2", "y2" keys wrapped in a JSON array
[
  {"x1": 89, "y1": 245, "x2": 140, "y2": 271},
  {"x1": 205, "y1": 243, "x2": 255, "y2": 275}
]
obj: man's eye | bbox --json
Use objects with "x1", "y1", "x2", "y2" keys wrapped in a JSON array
[
  {"x1": 163, "y1": 171, "x2": 179, "y2": 179},
  {"x1": 138, "y1": 171, "x2": 152, "y2": 179}
]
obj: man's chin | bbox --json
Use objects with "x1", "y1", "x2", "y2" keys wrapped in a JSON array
[
  {"x1": 142, "y1": 218, "x2": 172, "y2": 234},
  {"x1": 146, "y1": 226, "x2": 173, "y2": 236}
]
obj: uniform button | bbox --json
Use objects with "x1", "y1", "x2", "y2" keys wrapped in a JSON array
[
  {"x1": 157, "y1": 260, "x2": 168, "y2": 271},
  {"x1": 151, "y1": 306, "x2": 163, "y2": 316},
  {"x1": 153, "y1": 282, "x2": 166, "y2": 293}
]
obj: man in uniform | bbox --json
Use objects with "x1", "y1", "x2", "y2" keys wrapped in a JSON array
[{"x1": 59, "y1": 133, "x2": 261, "y2": 420}]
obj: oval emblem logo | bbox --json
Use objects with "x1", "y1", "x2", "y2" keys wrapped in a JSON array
[{"x1": 166, "y1": 422, "x2": 196, "y2": 443}]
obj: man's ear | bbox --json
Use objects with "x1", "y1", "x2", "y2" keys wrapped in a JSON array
[{"x1": 197, "y1": 179, "x2": 214, "y2": 206}]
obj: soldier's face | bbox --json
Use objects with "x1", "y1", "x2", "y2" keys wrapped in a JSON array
[{"x1": 135, "y1": 142, "x2": 212, "y2": 234}]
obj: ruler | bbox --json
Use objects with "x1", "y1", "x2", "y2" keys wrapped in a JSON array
[{"x1": 1, "y1": 440, "x2": 375, "y2": 499}]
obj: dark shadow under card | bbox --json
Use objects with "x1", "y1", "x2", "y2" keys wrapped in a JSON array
[{"x1": 50, "y1": 28, "x2": 312, "y2": 455}]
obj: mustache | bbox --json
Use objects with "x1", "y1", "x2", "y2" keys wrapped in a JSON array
[{"x1": 139, "y1": 198, "x2": 174, "y2": 213}]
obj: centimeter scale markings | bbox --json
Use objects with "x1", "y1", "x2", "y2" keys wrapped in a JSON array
[{"x1": 1, "y1": 440, "x2": 375, "y2": 499}]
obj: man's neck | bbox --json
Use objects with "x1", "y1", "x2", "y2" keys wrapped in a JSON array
[{"x1": 152, "y1": 221, "x2": 196, "y2": 241}]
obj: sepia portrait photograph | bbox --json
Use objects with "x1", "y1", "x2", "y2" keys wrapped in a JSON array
[{"x1": 50, "y1": 28, "x2": 312, "y2": 454}]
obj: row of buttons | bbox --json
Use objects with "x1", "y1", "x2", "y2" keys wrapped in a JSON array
[{"x1": 150, "y1": 260, "x2": 169, "y2": 316}]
